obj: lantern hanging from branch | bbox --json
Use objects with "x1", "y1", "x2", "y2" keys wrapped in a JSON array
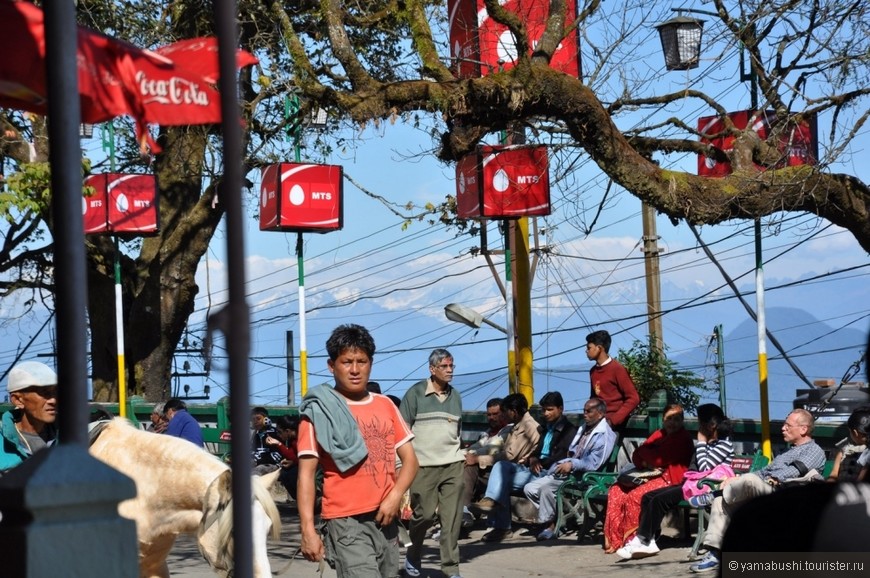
[{"x1": 655, "y1": 16, "x2": 704, "y2": 71}]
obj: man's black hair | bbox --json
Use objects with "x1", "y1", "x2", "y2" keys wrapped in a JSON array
[
  {"x1": 502, "y1": 393, "x2": 529, "y2": 416},
  {"x1": 274, "y1": 414, "x2": 300, "y2": 431},
  {"x1": 366, "y1": 381, "x2": 382, "y2": 394},
  {"x1": 486, "y1": 398, "x2": 503, "y2": 409},
  {"x1": 326, "y1": 324, "x2": 376, "y2": 361},
  {"x1": 251, "y1": 406, "x2": 269, "y2": 417},
  {"x1": 539, "y1": 391, "x2": 564, "y2": 408},
  {"x1": 585, "y1": 329, "x2": 612, "y2": 353},
  {"x1": 164, "y1": 398, "x2": 187, "y2": 412}
]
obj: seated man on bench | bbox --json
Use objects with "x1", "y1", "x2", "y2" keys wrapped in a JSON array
[
  {"x1": 524, "y1": 397, "x2": 616, "y2": 541},
  {"x1": 469, "y1": 393, "x2": 541, "y2": 542},
  {"x1": 689, "y1": 409, "x2": 826, "y2": 574}
]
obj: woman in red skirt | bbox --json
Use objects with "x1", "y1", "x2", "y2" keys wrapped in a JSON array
[{"x1": 603, "y1": 404, "x2": 693, "y2": 553}]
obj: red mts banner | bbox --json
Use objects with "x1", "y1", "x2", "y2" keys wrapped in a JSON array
[
  {"x1": 697, "y1": 110, "x2": 818, "y2": 177},
  {"x1": 456, "y1": 145, "x2": 551, "y2": 219},
  {"x1": 83, "y1": 174, "x2": 159, "y2": 235},
  {"x1": 448, "y1": 0, "x2": 580, "y2": 78},
  {"x1": 259, "y1": 163, "x2": 344, "y2": 233}
]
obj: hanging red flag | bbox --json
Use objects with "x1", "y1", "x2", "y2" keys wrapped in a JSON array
[
  {"x1": 155, "y1": 37, "x2": 259, "y2": 84},
  {"x1": 0, "y1": 1, "x2": 257, "y2": 150}
]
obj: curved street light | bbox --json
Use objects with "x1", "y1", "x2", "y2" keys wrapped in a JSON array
[{"x1": 444, "y1": 303, "x2": 507, "y2": 334}]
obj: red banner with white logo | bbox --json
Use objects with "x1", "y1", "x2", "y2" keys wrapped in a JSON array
[
  {"x1": 697, "y1": 110, "x2": 818, "y2": 177},
  {"x1": 447, "y1": 0, "x2": 580, "y2": 78},
  {"x1": 259, "y1": 163, "x2": 344, "y2": 233},
  {"x1": 456, "y1": 145, "x2": 551, "y2": 219}
]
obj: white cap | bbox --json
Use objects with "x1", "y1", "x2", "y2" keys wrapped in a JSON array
[{"x1": 7, "y1": 361, "x2": 58, "y2": 393}]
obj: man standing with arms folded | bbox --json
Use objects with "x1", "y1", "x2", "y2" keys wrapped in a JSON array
[
  {"x1": 586, "y1": 330, "x2": 640, "y2": 431},
  {"x1": 401, "y1": 348, "x2": 465, "y2": 578}
]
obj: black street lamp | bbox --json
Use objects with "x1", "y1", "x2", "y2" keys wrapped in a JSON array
[{"x1": 655, "y1": 16, "x2": 705, "y2": 71}]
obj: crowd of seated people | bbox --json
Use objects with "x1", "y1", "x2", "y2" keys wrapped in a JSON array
[{"x1": 463, "y1": 397, "x2": 870, "y2": 575}]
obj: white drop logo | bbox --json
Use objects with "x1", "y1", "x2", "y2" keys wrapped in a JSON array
[
  {"x1": 497, "y1": 30, "x2": 518, "y2": 63},
  {"x1": 459, "y1": 172, "x2": 466, "y2": 194},
  {"x1": 493, "y1": 168, "x2": 510, "y2": 193},
  {"x1": 82, "y1": 196, "x2": 87, "y2": 215},
  {"x1": 289, "y1": 184, "x2": 305, "y2": 206},
  {"x1": 261, "y1": 188, "x2": 267, "y2": 208},
  {"x1": 116, "y1": 193, "x2": 129, "y2": 213}
]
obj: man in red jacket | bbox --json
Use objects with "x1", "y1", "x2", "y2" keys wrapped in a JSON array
[{"x1": 586, "y1": 330, "x2": 639, "y2": 431}]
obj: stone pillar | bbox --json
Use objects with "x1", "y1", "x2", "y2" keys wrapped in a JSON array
[{"x1": 0, "y1": 445, "x2": 138, "y2": 577}]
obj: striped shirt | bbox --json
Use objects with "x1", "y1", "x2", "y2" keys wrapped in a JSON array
[{"x1": 695, "y1": 438, "x2": 734, "y2": 471}]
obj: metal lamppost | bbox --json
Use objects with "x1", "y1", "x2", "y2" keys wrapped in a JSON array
[{"x1": 656, "y1": 11, "x2": 771, "y2": 457}]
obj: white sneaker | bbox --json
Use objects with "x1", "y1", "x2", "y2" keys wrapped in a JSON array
[
  {"x1": 615, "y1": 536, "x2": 641, "y2": 560},
  {"x1": 616, "y1": 536, "x2": 660, "y2": 560},
  {"x1": 404, "y1": 559, "x2": 421, "y2": 577}
]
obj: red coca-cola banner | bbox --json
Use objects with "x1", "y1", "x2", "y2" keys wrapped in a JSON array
[
  {"x1": 0, "y1": 2, "x2": 257, "y2": 151},
  {"x1": 448, "y1": 0, "x2": 580, "y2": 78},
  {"x1": 456, "y1": 145, "x2": 551, "y2": 219},
  {"x1": 698, "y1": 110, "x2": 818, "y2": 177},
  {"x1": 259, "y1": 163, "x2": 344, "y2": 233},
  {"x1": 83, "y1": 173, "x2": 159, "y2": 235}
]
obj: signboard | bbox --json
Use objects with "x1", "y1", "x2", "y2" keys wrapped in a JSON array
[
  {"x1": 83, "y1": 173, "x2": 159, "y2": 235},
  {"x1": 448, "y1": 0, "x2": 580, "y2": 78},
  {"x1": 259, "y1": 163, "x2": 343, "y2": 233},
  {"x1": 698, "y1": 110, "x2": 818, "y2": 177},
  {"x1": 456, "y1": 145, "x2": 550, "y2": 219}
]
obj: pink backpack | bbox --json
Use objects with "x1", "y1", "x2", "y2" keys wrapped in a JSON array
[{"x1": 682, "y1": 463, "x2": 735, "y2": 500}]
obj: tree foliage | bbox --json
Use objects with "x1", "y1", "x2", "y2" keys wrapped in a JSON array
[
  {"x1": 1, "y1": 0, "x2": 868, "y2": 400},
  {"x1": 617, "y1": 340, "x2": 708, "y2": 414}
]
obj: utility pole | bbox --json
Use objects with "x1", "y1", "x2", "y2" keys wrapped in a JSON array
[
  {"x1": 286, "y1": 330, "x2": 295, "y2": 405},
  {"x1": 713, "y1": 325, "x2": 727, "y2": 414},
  {"x1": 641, "y1": 202, "x2": 663, "y2": 352},
  {"x1": 513, "y1": 218, "x2": 534, "y2": 405}
]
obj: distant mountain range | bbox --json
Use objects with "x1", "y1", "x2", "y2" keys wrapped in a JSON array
[{"x1": 672, "y1": 307, "x2": 867, "y2": 419}]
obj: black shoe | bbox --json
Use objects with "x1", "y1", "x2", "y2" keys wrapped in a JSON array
[{"x1": 482, "y1": 528, "x2": 511, "y2": 543}]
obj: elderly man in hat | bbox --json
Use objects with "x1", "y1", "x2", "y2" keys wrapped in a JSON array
[{"x1": 1, "y1": 360, "x2": 59, "y2": 475}]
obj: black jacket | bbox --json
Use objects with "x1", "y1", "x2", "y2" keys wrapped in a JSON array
[{"x1": 534, "y1": 415, "x2": 579, "y2": 470}]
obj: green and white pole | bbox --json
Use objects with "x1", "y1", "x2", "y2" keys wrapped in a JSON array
[{"x1": 102, "y1": 122, "x2": 128, "y2": 416}]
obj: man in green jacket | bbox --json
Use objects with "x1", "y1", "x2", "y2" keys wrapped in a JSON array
[
  {"x1": 1, "y1": 360, "x2": 59, "y2": 475},
  {"x1": 401, "y1": 348, "x2": 465, "y2": 578}
]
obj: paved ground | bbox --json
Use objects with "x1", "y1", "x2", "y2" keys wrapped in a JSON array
[{"x1": 168, "y1": 500, "x2": 701, "y2": 577}]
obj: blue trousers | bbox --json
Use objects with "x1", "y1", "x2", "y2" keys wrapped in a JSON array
[{"x1": 483, "y1": 461, "x2": 540, "y2": 529}]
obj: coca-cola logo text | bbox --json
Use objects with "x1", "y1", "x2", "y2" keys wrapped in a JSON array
[{"x1": 136, "y1": 71, "x2": 210, "y2": 107}]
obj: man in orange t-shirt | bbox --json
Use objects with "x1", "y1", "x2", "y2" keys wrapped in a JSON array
[{"x1": 297, "y1": 324, "x2": 418, "y2": 577}]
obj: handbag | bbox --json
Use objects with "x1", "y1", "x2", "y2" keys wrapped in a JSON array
[
  {"x1": 617, "y1": 467, "x2": 664, "y2": 488},
  {"x1": 682, "y1": 464, "x2": 735, "y2": 500}
]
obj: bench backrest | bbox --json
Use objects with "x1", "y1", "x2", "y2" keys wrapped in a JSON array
[{"x1": 730, "y1": 451, "x2": 770, "y2": 474}]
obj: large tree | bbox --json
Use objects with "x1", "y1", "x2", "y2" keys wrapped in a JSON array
[{"x1": 1, "y1": 0, "x2": 867, "y2": 400}]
